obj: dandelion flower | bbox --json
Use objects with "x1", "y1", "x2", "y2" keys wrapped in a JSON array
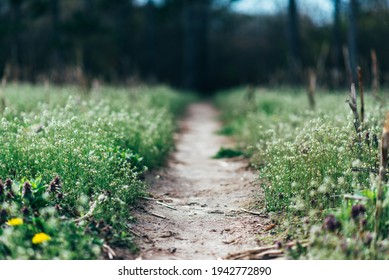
[
  {"x1": 32, "y1": 232, "x2": 51, "y2": 244},
  {"x1": 6, "y1": 218, "x2": 24, "y2": 226}
]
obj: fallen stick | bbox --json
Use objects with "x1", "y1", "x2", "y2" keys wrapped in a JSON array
[
  {"x1": 224, "y1": 240, "x2": 309, "y2": 260},
  {"x1": 148, "y1": 211, "x2": 167, "y2": 219},
  {"x1": 73, "y1": 200, "x2": 97, "y2": 223},
  {"x1": 103, "y1": 244, "x2": 117, "y2": 260},
  {"x1": 139, "y1": 196, "x2": 177, "y2": 210},
  {"x1": 344, "y1": 194, "x2": 368, "y2": 201},
  {"x1": 240, "y1": 208, "x2": 268, "y2": 217}
]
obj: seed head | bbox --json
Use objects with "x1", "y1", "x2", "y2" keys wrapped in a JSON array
[
  {"x1": 0, "y1": 208, "x2": 8, "y2": 223},
  {"x1": 21, "y1": 206, "x2": 29, "y2": 216},
  {"x1": 5, "y1": 179, "x2": 12, "y2": 189},
  {"x1": 351, "y1": 204, "x2": 366, "y2": 221},
  {"x1": 53, "y1": 176, "x2": 61, "y2": 186},
  {"x1": 101, "y1": 225, "x2": 113, "y2": 237},
  {"x1": 323, "y1": 214, "x2": 341, "y2": 232},
  {"x1": 275, "y1": 241, "x2": 283, "y2": 249},
  {"x1": 48, "y1": 182, "x2": 57, "y2": 193},
  {"x1": 364, "y1": 233, "x2": 373, "y2": 246},
  {"x1": 22, "y1": 182, "x2": 33, "y2": 199},
  {"x1": 0, "y1": 180, "x2": 4, "y2": 196}
]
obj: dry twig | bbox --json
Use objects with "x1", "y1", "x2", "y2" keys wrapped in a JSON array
[
  {"x1": 103, "y1": 244, "x2": 117, "y2": 260},
  {"x1": 240, "y1": 208, "x2": 268, "y2": 217},
  {"x1": 73, "y1": 200, "x2": 97, "y2": 223},
  {"x1": 307, "y1": 69, "x2": 316, "y2": 110},
  {"x1": 357, "y1": 67, "x2": 365, "y2": 124},
  {"x1": 139, "y1": 196, "x2": 177, "y2": 210},
  {"x1": 371, "y1": 49, "x2": 380, "y2": 94},
  {"x1": 224, "y1": 240, "x2": 309, "y2": 260},
  {"x1": 347, "y1": 83, "x2": 361, "y2": 135}
]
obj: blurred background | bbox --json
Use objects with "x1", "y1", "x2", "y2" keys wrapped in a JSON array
[{"x1": 0, "y1": 0, "x2": 388, "y2": 93}]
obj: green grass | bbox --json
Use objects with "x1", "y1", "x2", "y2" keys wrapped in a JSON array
[
  {"x1": 213, "y1": 147, "x2": 244, "y2": 158},
  {"x1": 215, "y1": 87, "x2": 389, "y2": 259},
  {"x1": 0, "y1": 83, "x2": 192, "y2": 259}
]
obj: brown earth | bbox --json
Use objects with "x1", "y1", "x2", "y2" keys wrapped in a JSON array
[{"x1": 129, "y1": 102, "x2": 271, "y2": 260}]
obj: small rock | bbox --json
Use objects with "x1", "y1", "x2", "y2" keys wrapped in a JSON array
[{"x1": 169, "y1": 247, "x2": 177, "y2": 254}]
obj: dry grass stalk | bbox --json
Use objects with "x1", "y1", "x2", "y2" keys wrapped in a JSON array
[
  {"x1": 307, "y1": 69, "x2": 316, "y2": 110},
  {"x1": 371, "y1": 49, "x2": 380, "y2": 93},
  {"x1": 246, "y1": 85, "x2": 255, "y2": 102},
  {"x1": 357, "y1": 67, "x2": 364, "y2": 123},
  {"x1": 348, "y1": 83, "x2": 361, "y2": 134}
]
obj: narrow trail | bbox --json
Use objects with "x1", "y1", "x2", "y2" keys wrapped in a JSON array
[{"x1": 131, "y1": 102, "x2": 270, "y2": 260}]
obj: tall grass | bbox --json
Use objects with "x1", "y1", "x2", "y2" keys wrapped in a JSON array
[
  {"x1": 216, "y1": 87, "x2": 389, "y2": 259},
  {"x1": 0, "y1": 84, "x2": 191, "y2": 259}
]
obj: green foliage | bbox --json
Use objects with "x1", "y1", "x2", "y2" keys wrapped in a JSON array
[
  {"x1": 216, "y1": 87, "x2": 389, "y2": 259},
  {"x1": 306, "y1": 179, "x2": 389, "y2": 260},
  {"x1": 0, "y1": 177, "x2": 101, "y2": 260},
  {"x1": 0, "y1": 84, "x2": 191, "y2": 259},
  {"x1": 213, "y1": 147, "x2": 244, "y2": 159}
]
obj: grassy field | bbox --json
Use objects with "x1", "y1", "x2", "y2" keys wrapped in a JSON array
[
  {"x1": 0, "y1": 84, "x2": 191, "y2": 259},
  {"x1": 215, "y1": 87, "x2": 389, "y2": 259}
]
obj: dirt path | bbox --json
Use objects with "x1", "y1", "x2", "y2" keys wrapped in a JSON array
[{"x1": 131, "y1": 102, "x2": 270, "y2": 260}]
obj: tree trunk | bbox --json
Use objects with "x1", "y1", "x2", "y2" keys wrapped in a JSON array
[
  {"x1": 330, "y1": 0, "x2": 342, "y2": 88},
  {"x1": 10, "y1": 0, "x2": 23, "y2": 81},
  {"x1": 287, "y1": 0, "x2": 302, "y2": 83},
  {"x1": 183, "y1": 0, "x2": 209, "y2": 92},
  {"x1": 348, "y1": 0, "x2": 358, "y2": 84},
  {"x1": 50, "y1": 0, "x2": 63, "y2": 82}
]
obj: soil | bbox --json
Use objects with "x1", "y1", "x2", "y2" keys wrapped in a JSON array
[{"x1": 129, "y1": 102, "x2": 271, "y2": 260}]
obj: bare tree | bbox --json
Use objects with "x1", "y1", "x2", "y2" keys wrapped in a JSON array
[
  {"x1": 287, "y1": 0, "x2": 302, "y2": 83},
  {"x1": 183, "y1": 0, "x2": 210, "y2": 92},
  {"x1": 330, "y1": 0, "x2": 342, "y2": 88},
  {"x1": 348, "y1": 0, "x2": 358, "y2": 84},
  {"x1": 9, "y1": 0, "x2": 23, "y2": 80}
]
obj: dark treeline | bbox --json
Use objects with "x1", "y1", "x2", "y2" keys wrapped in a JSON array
[{"x1": 0, "y1": 0, "x2": 388, "y2": 93}]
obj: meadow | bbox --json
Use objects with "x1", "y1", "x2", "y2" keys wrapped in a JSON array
[
  {"x1": 215, "y1": 87, "x2": 389, "y2": 259},
  {"x1": 0, "y1": 84, "x2": 191, "y2": 259}
]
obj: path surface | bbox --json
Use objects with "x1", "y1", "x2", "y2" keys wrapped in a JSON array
[{"x1": 131, "y1": 103, "x2": 270, "y2": 260}]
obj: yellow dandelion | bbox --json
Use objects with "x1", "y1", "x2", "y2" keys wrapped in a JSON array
[
  {"x1": 32, "y1": 232, "x2": 51, "y2": 244},
  {"x1": 6, "y1": 218, "x2": 24, "y2": 226}
]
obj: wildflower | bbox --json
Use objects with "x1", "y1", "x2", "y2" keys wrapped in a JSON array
[
  {"x1": 6, "y1": 217, "x2": 24, "y2": 226},
  {"x1": 48, "y1": 182, "x2": 57, "y2": 193},
  {"x1": 22, "y1": 182, "x2": 33, "y2": 200},
  {"x1": 0, "y1": 181, "x2": 4, "y2": 197},
  {"x1": 21, "y1": 206, "x2": 29, "y2": 216},
  {"x1": 364, "y1": 233, "x2": 373, "y2": 246},
  {"x1": 5, "y1": 179, "x2": 12, "y2": 189},
  {"x1": 323, "y1": 214, "x2": 341, "y2": 232},
  {"x1": 0, "y1": 209, "x2": 8, "y2": 224},
  {"x1": 351, "y1": 204, "x2": 366, "y2": 221},
  {"x1": 54, "y1": 176, "x2": 61, "y2": 185},
  {"x1": 32, "y1": 232, "x2": 51, "y2": 244},
  {"x1": 364, "y1": 131, "x2": 370, "y2": 146}
]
